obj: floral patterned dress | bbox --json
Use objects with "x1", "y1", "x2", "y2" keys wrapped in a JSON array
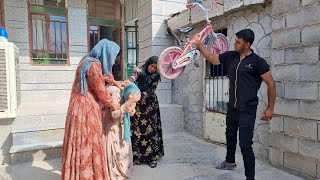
[
  {"x1": 103, "y1": 86, "x2": 134, "y2": 180},
  {"x1": 128, "y1": 67, "x2": 164, "y2": 164},
  {"x1": 61, "y1": 59, "x2": 113, "y2": 180}
]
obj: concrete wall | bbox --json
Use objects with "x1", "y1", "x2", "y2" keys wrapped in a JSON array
[
  {"x1": 1, "y1": 0, "x2": 183, "y2": 164},
  {"x1": 4, "y1": 0, "x2": 88, "y2": 131},
  {"x1": 269, "y1": 0, "x2": 320, "y2": 178},
  {"x1": 137, "y1": 0, "x2": 186, "y2": 104},
  {"x1": 125, "y1": 0, "x2": 138, "y2": 23},
  {"x1": 1, "y1": 0, "x2": 29, "y2": 165},
  {"x1": 4, "y1": 0, "x2": 88, "y2": 106},
  {"x1": 172, "y1": 25, "x2": 205, "y2": 136},
  {"x1": 137, "y1": 0, "x2": 152, "y2": 64},
  {"x1": 173, "y1": 4, "x2": 273, "y2": 159},
  {"x1": 0, "y1": 118, "x2": 13, "y2": 165},
  {"x1": 5, "y1": 0, "x2": 80, "y2": 103},
  {"x1": 138, "y1": 0, "x2": 186, "y2": 62},
  {"x1": 0, "y1": 0, "x2": 88, "y2": 164}
]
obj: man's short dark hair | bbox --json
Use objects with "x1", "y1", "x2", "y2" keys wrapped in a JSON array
[{"x1": 236, "y1": 29, "x2": 255, "y2": 45}]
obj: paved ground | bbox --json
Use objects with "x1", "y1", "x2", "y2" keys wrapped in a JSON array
[{"x1": 0, "y1": 132, "x2": 304, "y2": 180}]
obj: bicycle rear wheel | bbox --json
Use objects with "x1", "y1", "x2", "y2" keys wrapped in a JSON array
[
  {"x1": 207, "y1": 33, "x2": 229, "y2": 54},
  {"x1": 158, "y1": 46, "x2": 184, "y2": 80}
]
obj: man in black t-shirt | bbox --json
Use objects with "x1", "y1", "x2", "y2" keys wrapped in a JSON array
[{"x1": 195, "y1": 29, "x2": 276, "y2": 180}]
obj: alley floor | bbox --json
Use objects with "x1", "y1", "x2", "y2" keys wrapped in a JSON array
[{"x1": 0, "y1": 132, "x2": 303, "y2": 180}]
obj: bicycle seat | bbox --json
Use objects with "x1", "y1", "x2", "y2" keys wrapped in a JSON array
[{"x1": 177, "y1": 27, "x2": 193, "y2": 33}]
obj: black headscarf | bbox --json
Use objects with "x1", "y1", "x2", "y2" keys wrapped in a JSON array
[{"x1": 136, "y1": 56, "x2": 161, "y2": 92}]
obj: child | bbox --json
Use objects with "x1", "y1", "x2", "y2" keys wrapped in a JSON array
[{"x1": 104, "y1": 83, "x2": 141, "y2": 180}]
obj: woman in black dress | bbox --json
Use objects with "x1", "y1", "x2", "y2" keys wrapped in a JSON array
[{"x1": 127, "y1": 56, "x2": 164, "y2": 168}]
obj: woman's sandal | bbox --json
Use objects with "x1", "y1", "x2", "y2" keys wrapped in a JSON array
[{"x1": 149, "y1": 161, "x2": 157, "y2": 168}]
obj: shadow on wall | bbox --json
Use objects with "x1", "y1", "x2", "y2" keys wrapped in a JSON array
[{"x1": 151, "y1": 21, "x2": 175, "y2": 57}]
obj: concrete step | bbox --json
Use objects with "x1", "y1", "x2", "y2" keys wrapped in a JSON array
[
  {"x1": 10, "y1": 102, "x2": 183, "y2": 164},
  {"x1": 11, "y1": 128, "x2": 64, "y2": 153},
  {"x1": 10, "y1": 102, "x2": 67, "y2": 164},
  {"x1": 12, "y1": 102, "x2": 68, "y2": 132},
  {"x1": 11, "y1": 141, "x2": 62, "y2": 164},
  {"x1": 10, "y1": 128, "x2": 64, "y2": 164},
  {"x1": 159, "y1": 104, "x2": 183, "y2": 134},
  {"x1": 156, "y1": 79, "x2": 173, "y2": 104}
]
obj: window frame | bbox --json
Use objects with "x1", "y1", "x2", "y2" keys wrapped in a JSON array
[
  {"x1": 0, "y1": 0, "x2": 5, "y2": 27},
  {"x1": 88, "y1": 25, "x2": 101, "y2": 51},
  {"x1": 28, "y1": 0, "x2": 70, "y2": 66},
  {"x1": 125, "y1": 20, "x2": 139, "y2": 78},
  {"x1": 86, "y1": 0, "x2": 122, "y2": 52},
  {"x1": 205, "y1": 28, "x2": 229, "y2": 114}
]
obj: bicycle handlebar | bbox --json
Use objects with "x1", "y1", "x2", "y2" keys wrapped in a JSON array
[
  {"x1": 186, "y1": 0, "x2": 221, "y2": 11},
  {"x1": 186, "y1": 0, "x2": 222, "y2": 24}
]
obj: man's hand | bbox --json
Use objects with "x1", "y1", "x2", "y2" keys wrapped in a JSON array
[
  {"x1": 260, "y1": 71, "x2": 276, "y2": 121},
  {"x1": 192, "y1": 35, "x2": 220, "y2": 64},
  {"x1": 260, "y1": 108, "x2": 274, "y2": 121},
  {"x1": 193, "y1": 36, "x2": 202, "y2": 49}
]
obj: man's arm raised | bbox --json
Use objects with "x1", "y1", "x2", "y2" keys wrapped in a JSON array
[{"x1": 194, "y1": 39, "x2": 220, "y2": 65}]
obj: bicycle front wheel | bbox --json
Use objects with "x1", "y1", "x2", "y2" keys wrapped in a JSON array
[
  {"x1": 158, "y1": 46, "x2": 184, "y2": 80},
  {"x1": 207, "y1": 33, "x2": 229, "y2": 55}
]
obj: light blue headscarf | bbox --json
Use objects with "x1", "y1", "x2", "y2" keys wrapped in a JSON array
[
  {"x1": 121, "y1": 83, "x2": 141, "y2": 142},
  {"x1": 79, "y1": 39, "x2": 120, "y2": 95}
]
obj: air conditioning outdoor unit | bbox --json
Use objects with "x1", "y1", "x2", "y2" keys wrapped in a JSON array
[{"x1": 0, "y1": 42, "x2": 20, "y2": 119}]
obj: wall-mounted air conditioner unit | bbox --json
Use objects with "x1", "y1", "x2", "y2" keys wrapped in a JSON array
[{"x1": 0, "y1": 42, "x2": 20, "y2": 119}]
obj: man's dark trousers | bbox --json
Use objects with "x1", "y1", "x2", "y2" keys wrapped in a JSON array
[{"x1": 225, "y1": 104, "x2": 257, "y2": 180}]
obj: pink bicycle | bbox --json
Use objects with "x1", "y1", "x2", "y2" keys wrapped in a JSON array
[{"x1": 158, "y1": 0, "x2": 229, "y2": 79}]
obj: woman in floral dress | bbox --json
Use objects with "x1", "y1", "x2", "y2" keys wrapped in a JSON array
[
  {"x1": 61, "y1": 39, "x2": 124, "y2": 180},
  {"x1": 127, "y1": 56, "x2": 164, "y2": 168}
]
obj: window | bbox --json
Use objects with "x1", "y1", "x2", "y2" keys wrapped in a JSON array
[
  {"x1": 87, "y1": 0, "x2": 123, "y2": 80},
  {"x1": 205, "y1": 28, "x2": 229, "y2": 113},
  {"x1": 87, "y1": 25, "x2": 122, "y2": 80},
  {"x1": 28, "y1": 0, "x2": 69, "y2": 65},
  {"x1": 124, "y1": 0, "x2": 138, "y2": 78},
  {"x1": 87, "y1": 0, "x2": 122, "y2": 51},
  {"x1": 111, "y1": 28, "x2": 123, "y2": 80},
  {"x1": 0, "y1": 0, "x2": 4, "y2": 27},
  {"x1": 89, "y1": 26, "x2": 100, "y2": 51},
  {"x1": 88, "y1": 25, "x2": 120, "y2": 51},
  {"x1": 125, "y1": 21, "x2": 138, "y2": 78},
  {"x1": 30, "y1": 0, "x2": 66, "y2": 8}
]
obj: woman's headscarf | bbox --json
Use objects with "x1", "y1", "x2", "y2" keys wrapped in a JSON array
[
  {"x1": 121, "y1": 82, "x2": 141, "y2": 142},
  {"x1": 136, "y1": 56, "x2": 161, "y2": 92},
  {"x1": 79, "y1": 39, "x2": 120, "y2": 95}
]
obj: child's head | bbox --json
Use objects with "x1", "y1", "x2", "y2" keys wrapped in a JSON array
[{"x1": 121, "y1": 82, "x2": 141, "y2": 103}]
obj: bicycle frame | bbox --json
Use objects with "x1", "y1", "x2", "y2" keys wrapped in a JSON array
[
  {"x1": 158, "y1": 0, "x2": 228, "y2": 79},
  {"x1": 175, "y1": 0, "x2": 223, "y2": 66},
  {"x1": 181, "y1": 24, "x2": 215, "y2": 55}
]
